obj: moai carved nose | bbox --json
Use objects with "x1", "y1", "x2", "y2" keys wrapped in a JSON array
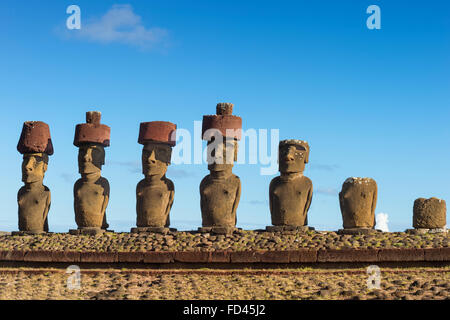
[
  {"x1": 285, "y1": 150, "x2": 295, "y2": 161},
  {"x1": 24, "y1": 157, "x2": 35, "y2": 171},
  {"x1": 149, "y1": 150, "x2": 156, "y2": 163},
  {"x1": 83, "y1": 150, "x2": 92, "y2": 162}
]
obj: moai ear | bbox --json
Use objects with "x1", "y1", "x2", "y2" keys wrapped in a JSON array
[
  {"x1": 234, "y1": 140, "x2": 238, "y2": 162},
  {"x1": 304, "y1": 145, "x2": 310, "y2": 164}
]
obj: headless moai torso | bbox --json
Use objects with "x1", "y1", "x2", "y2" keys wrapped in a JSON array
[
  {"x1": 136, "y1": 177, "x2": 174, "y2": 227},
  {"x1": 413, "y1": 197, "x2": 446, "y2": 229},
  {"x1": 269, "y1": 174, "x2": 312, "y2": 226},
  {"x1": 339, "y1": 177, "x2": 377, "y2": 229},
  {"x1": 18, "y1": 185, "x2": 50, "y2": 232}
]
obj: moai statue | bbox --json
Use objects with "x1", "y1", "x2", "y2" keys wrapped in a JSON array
[
  {"x1": 131, "y1": 121, "x2": 177, "y2": 234},
  {"x1": 199, "y1": 103, "x2": 242, "y2": 234},
  {"x1": 406, "y1": 198, "x2": 447, "y2": 234},
  {"x1": 338, "y1": 177, "x2": 380, "y2": 235},
  {"x1": 15, "y1": 121, "x2": 54, "y2": 235},
  {"x1": 267, "y1": 140, "x2": 314, "y2": 232},
  {"x1": 69, "y1": 111, "x2": 111, "y2": 235}
]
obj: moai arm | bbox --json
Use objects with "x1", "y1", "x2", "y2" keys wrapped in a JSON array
[
  {"x1": 43, "y1": 189, "x2": 51, "y2": 231},
  {"x1": 232, "y1": 178, "x2": 241, "y2": 225},
  {"x1": 73, "y1": 179, "x2": 81, "y2": 214},
  {"x1": 371, "y1": 183, "x2": 378, "y2": 226},
  {"x1": 17, "y1": 187, "x2": 23, "y2": 230},
  {"x1": 199, "y1": 177, "x2": 206, "y2": 216},
  {"x1": 164, "y1": 181, "x2": 175, "y2": 227},
  {"x1": 101, "y1": 178, "x2": 110, "y2": 218},
  {"x1": 269, "y1": 179, "x2": 274, "y2": 215},
  {"x1": 338, "y1": 191, "x2": 344, "y2": 215},
  {"x1": 304, "y1": 183, "x2": 313, "y2": 225}
]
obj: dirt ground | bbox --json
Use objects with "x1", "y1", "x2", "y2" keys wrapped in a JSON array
[{"x1": 0, "y1": 267, "x2": 447, "y2": 300}]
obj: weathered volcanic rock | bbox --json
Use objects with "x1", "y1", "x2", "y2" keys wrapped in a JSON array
[
  {"x1": 74, "y1": 111, "x2": 110, "y2": 147},
  {"x1": 17, "y1": 121, "x2": 53, "y2": 155},
  {"x1": 413, "y1": 198, "x2": 446, "y2": 229},
  {"x1": 138, "y1": 121, "x2": 176, "y2": 146},
  {"x1": 202, "y1": 103, "x2": 242, "y2": 140},
  {"x1": 339, "y1": 177, "x2": 377, "y2": 229}
]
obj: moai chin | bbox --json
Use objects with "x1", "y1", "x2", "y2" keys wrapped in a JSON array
[
  {"x1": 406, "y1": 197, "x2": 447, "y2": 234},
  {"x1": 15, "y1": 121, "x2": 54, "y2": 235},
  {"x1": 199, "y1": 103, "x2": 242, "y2": 235},
  {"x1": 267, "y1": 139, "x2": 314, "y2": 233},
  {"x1": 338, "y1": 177, "x2": 380, "y2": 235},
  {"x1": 131, "y1": 121, "x2": 176, "y2": 234},
  {"x1": 70, "y1": 111, "x2": 111, "y2": 235}
]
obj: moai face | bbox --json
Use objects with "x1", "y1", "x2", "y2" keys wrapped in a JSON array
[
  {"x1": 78, "y1": 144, "x2": 105, "y2": 174},
  {"x1": 22, "y1": 153, "x2": 48, "y2": 184},
  {"x1": 279, "y1": 142, "x2": 309, "y2": 174},
  {"x1": 142, "y1": 143, "x2": 172, "y2": 176},
  {"x1": 207, "y1": 138, "x2": 238, "y2": 172}
]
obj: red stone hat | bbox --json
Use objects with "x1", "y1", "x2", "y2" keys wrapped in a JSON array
[
  {"x1": 17, "y1": 121, "x2": 54, "y2": 155},
  {"x1": 74, "y1": 111, "x2": 110, "y2": 147},
  {"x1": 138, "y1": 121, "x2": 177, "y2": 146},
  {"x1": 202, "y1": 103, "x2": 242, "y2": 141}
]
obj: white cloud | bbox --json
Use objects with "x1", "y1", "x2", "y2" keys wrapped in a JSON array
[
  {"x1": 72, "y1": 4, "x2": 168, "y2": 50},
  {"x1": 316, "y1": 187, "x2": 338, "y2": 196},
  {"x1": 376, "y1": 212, "x2": 389, "y2": 232}
]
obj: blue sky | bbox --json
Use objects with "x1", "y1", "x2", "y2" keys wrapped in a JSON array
[{"x1": 0, "y1": 0, "x2": 449, "y2": 232}]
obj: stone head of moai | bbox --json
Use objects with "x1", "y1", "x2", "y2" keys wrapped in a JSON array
[
  {"x1": 71, "y1": 111, "x2": 110, "y2": 234},
  {"x1": 133, "y1": 121, "x2": 176, "y2": 233},
  {"x1": 199, "y1": 103, "x2": 242, "y2": 234},
  {"x1": 17, "y1": 121, "x2": 53, "y2": 233},
  {"x1": 202, "y1": 103, "x2": 241, "y2": 173},
  {"x1": 74, "y1": 111, "x2": 109, "y2": 175},
  {"x1": 412, "y1": 197, "x2": 446, "y2": 232},
  {"x1": 138, "y1": 121, "x2": 176, "y2": 178},
  {"x1": 339, "y1": 177, "x2": 378, "y2": 233},
  {"x1": 278, "y1": 140, "x2": 309, "y2": 175},
  {"x1": 267, "y1": 139, "x2": 313, "y2": 231}
]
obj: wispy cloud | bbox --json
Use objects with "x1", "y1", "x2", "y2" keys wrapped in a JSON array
[
  {"x1": 246, "y1": 200, "x2": 269, "y2": 206},
  {"x1": 166, "y1": 167, "x2": 195, "y2": 178},
  {"x1": 109, "y1": 161, "x2": 193, "y2": 178},
  {"x1": 309, "y1": 164, "x2": 340, "y2": 172},
  {"x1": 60, "y1": 173, "x2": 76, "y2": 183},
  {"x1": 316, "y1": 187, "x2": 338, "y2": 196},
  {"x1": 64, "y1": 4, "x2": 169, "y2": 50},
  {"x1": 109, "y1": 160, "x2": 140, "y2": 173}
]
